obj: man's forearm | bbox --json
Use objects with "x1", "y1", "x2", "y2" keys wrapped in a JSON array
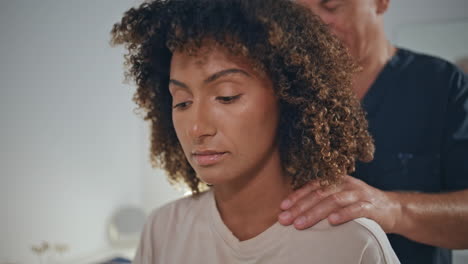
[{"x1": 389, "y1": 189, "x2": 468, "y2": 249}]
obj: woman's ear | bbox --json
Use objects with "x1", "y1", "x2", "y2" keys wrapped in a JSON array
[{"x1": 376, "y1": 0, "x2": 390, "y2": 15}]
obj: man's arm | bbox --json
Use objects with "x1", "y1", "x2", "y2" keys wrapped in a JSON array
[
  {"x1": 278, "y1": 175, "x2": 468, "y2": 249},
  {"x1": 392, "y1": 189, "x2": 468, "y2": 249}
]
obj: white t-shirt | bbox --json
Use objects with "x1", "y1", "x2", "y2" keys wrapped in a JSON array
[{"x1": 134, "y1": 190, "x2": 400, "y2": 264}]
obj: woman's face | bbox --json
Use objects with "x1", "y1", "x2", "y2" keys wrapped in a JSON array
[{"x1": 169, "y1": 45, "x2": 280, "y2": 186}]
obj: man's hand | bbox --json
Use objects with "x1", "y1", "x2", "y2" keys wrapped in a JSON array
[{"x1": 278, "y1": 175, "x2": 402, "y2": 233}]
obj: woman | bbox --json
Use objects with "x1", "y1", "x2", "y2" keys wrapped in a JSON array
[{"x1": 111, "y1": 0, "x2": 400, "y2": 263}]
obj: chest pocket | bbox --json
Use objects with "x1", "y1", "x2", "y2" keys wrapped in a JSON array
[{"x1": 369, "y1": 152, "x2": 441, "y2": 192}]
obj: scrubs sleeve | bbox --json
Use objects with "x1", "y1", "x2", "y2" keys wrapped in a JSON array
[{"x1": 441, "y1": 70, "x2": 468, "y2": 191}]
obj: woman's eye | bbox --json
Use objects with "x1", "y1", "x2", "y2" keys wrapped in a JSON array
[
  {"x1": 173, "y1": 101, "x2": 191, "y2": 110},
  {"x1": 216, "y1": 94, "x2": 242, "y2": 104},
  {"x1": 323, "y1": 1, "x2": 340, "y2": 12}
]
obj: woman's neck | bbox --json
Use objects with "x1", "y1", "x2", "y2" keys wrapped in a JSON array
[{"x1": 213, "y1": 148, "x2": 291, "y2": 241}]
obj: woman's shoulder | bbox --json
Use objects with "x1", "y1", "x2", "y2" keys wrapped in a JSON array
[
  {"x1": 312, "y1": 217, "x2": 387, "y2": 242},
  {"x1": 294, "y1": 218, "x2": 400, "y2": 263},
  {"x1": 329, "y1": 218, "x2": 399, "y2": 263},
  {"x1": 351, "y1": 218, "x2": 400, "y2": 263}
]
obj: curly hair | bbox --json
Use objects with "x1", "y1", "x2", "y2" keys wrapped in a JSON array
[{"x1": 110, "y1": 0, "x2": 374, "y2": 194}]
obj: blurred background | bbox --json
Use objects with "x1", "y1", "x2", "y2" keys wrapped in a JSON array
[{"x1": 0, "y1": 0, "x2": 467, "y2": 263}]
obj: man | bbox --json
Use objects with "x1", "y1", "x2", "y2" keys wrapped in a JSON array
[{"x1": 278, "y1": 0, "x2": 468, "y2": 263}]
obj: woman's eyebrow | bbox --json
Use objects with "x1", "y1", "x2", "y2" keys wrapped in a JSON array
[
  {"x1": 169, "y1": 79, "x2": 189, "y2": 89},
  {"x1": 169, "y1": 68, "x2": 251, "y2": 90},
  {"x1": 203, "y1": 68, "x2": 251, "y2": 84}
]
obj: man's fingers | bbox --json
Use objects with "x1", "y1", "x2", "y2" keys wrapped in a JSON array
[
  {"x1": 278, "y1": 186, "x2": 338, "y2": 225},
  {"x1": 291, "y1": 191, "x2": 358, "y2": 229},
  {"x1": 328, "y1": 201, "x2": 372, "y2": 226},
  {"x1": 280, "y1": 180, "x2": 321, "y2": 210}
]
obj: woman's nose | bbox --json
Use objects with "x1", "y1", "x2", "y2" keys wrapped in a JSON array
[
  {"x1": 319, "y1": 14, "x2": 336, "y2": 31},
  {"x1": 187, "y1": 102, "x2": 216, "y2": 142}
]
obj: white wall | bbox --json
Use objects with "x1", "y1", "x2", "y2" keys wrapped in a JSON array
[
  {"x1": 0, "y1": 1, "x2": 150, "y2": 263},
  {"x1": 394, "y1": 20, "x2": 468, "y2": 64},
  {"x1": 385, "y1": 0, "x2": 468, "y2": 44},
  {"x1": 385, "y1": 0, "x2": 468, "y2": 69}
]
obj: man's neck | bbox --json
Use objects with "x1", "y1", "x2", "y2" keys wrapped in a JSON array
[
  {"x1": 352, "y1": 38, "x2": 396, "y2": 100},
  {"x1": 213, "y1": 149, "x2": 291, "y2": 241}
]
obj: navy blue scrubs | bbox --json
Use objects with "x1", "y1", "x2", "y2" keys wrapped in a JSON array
[{"x1": 353, "y1": 48, "x2": 468, "y2": 264}]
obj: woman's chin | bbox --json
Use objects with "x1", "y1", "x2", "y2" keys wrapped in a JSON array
[
  {"x1": 196, "y1": 175, "x2": 222, "y2": 186},
  {"x1": 196, "y1": 172, "x2": 235, "y2": 188}
]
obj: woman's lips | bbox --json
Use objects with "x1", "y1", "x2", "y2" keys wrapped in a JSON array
[{"x1": 192, "y1": 152, "x2": 227, "y2": 166}]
